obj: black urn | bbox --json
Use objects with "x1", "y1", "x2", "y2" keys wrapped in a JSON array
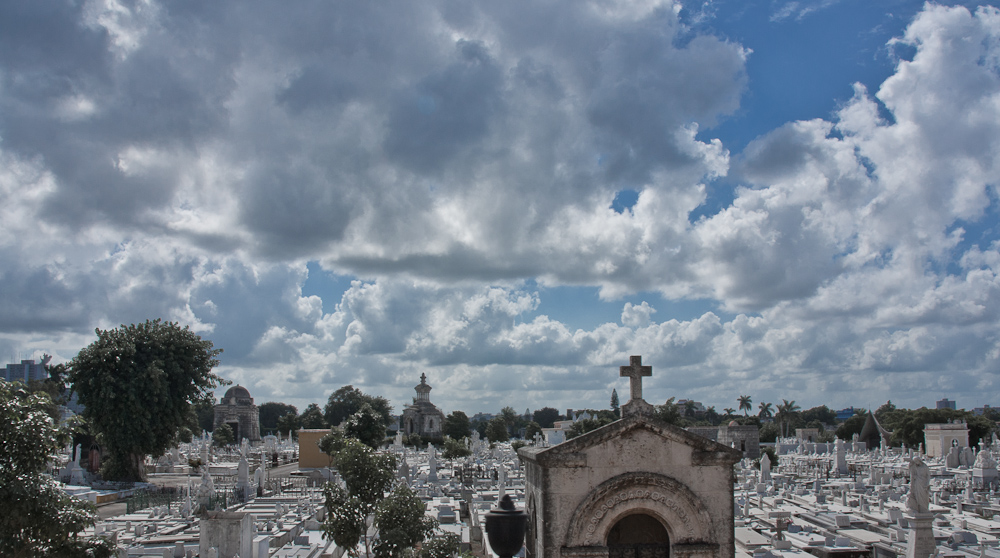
[{"x1": 484, "y1": 494, "x2": 527, "y2": 558}]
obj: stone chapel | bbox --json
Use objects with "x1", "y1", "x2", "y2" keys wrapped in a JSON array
[
  {"x1": 401, "y1": 373, "x2": 446, "y2": 441},
  {"x1": 213, "y1": 385, "x2": 261, "y2": 442},
  {"x1": 518, "y1": 356, "x2": 740, "y2": 558}
]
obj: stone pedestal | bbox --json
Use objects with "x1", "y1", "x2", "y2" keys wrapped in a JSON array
[
  {"x1": 200, "y1": 511, "x2": 252, "y2": 558},
  {"x1": 906, "y1": 512, "x2": 936, "y2": 558}
]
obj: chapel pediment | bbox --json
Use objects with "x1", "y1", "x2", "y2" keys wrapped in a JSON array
[
  {"x1": 518, "y1": 356, "x2": 739, "y2": 558},
  {"x1": 522, "y1": 414, "x2": 740, "y2": 469}
]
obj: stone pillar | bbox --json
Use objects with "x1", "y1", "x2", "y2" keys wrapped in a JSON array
[{"x1": 906, "y1": 512, "x2": 936, "y2": 558}]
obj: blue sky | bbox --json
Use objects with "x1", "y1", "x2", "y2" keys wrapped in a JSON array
[{"x1": 3, "y1": 0, "x2": 1000, "y2": 416}]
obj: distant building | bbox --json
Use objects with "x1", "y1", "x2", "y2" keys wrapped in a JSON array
[
  {"x1": 400, "y1": 373, "x2": 445, "y2": 440},
  {"x1": 3, "y1": 355, "x2": 51, "y2": 383},
  {"x1": 836, "y1": 407, "x2": 857, "y2": 421},
  {"x1": 937, "y1": 398, "x2": 958, "y2": 410},
  {"x1": 687, "y1": 422, "x2": 760, "y2": 459},
  {"x1": 973, "y1": 405, "x2": 996, "y2": 416},
  {"x1": 925, "y1": 421, "x2": 969, "y2": 457},
  {"x1": 213, "y1": 385, "x2": 261, "y2": 442}
]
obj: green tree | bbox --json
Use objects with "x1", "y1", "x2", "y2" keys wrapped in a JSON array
[
  {"x1": 776, "y1": 399, "x2": 801, "y2": 438},
  {"x1": 524, "y1": 421, "x2": 542, "y2": 441},
  {"x1": 758, "y1": 402, "x2": 773, "y2": 419},
  {"x1": 655, "y1": 397, "x2": 684, "y2": 426},
  {"x1": 835, "y1": 409, "x2": 867, "y2": 440},
  {"x1": 276, "y1": 411, "x2": 301, "y2": 439},
  {"x1": 759, "y1": 422, "x2": 779, "y2": 443},
  {"x1": 499, "y1": 406, "x2": 519, "y2": 435},
  {"x1": 567, "y1": 416, "x2": 615, "y2": 439},
  {"x1": 705, "y1": 406, "x2": 720, "y2": 425},
  {"x1": 532, "y1": 407, "x2": 561, "y2": 428},
  {"x1": 610, "y1": 389, "x2": 620, "y2": 418},
  {"x1": 318, "y1": 429, "x2": 347, "y2": 456},
  {"x1": 442, "y1": 436, "x2": 471, "y2": 459},
  {"x1": 373, "y1": 484, "x2": 437, "y2": 558},
  {"x1": 325, "y1": 385, "x2": 393, "y2": 427},
  {"x1": 193, "y1": 397, "x2": 216, "y2": 434},
  {"x1": 723, "y1": 407, "x2": 736, "y2": 417},
  {"x1": 300, "y1": 403, "x2": 328, "y2": 429},
  {"x1": 343, "y1": 403, "x2": 387, "y2": 448},
  {"x1": 322, "y1": 439, "x2": 399, "y2": 557},
  {"x1": 801, "y1": 405, "x2": 837, "y2": 425},
  {"x1": 259, "y1": 402, "x2": 298, "y2": 433},
  {"x1": 485, "y1": 417, "x2": 509, "y2": 443},
  {"x1": 68, "y1": 319, "x2": 226, "y2": 481},
  {"x1": 738, "y1": 395, "x2": 752, "y2": 417},
  {"x1": 0, "y1": 382, "x2": 115, "y2": 558},
  {"x1": 213, "y1": 423, "x2": 234, "y2": 447},
  {"x1": 442, "y1": 411, "x2": 472, "y2": 440},
  {"x1": 418, "y1": 532, "x2": 465, "y2": 558}
]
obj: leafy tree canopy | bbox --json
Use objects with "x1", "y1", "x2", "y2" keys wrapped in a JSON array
[
  {"x1": 485, "y1": 417, "x2": 509, "y2": 443},
  {"x1": 442, "y1": 411, "x2": 471, "y2": 440},
  {"x1": 532, "y1": 407, "x2": 561, "y2": 429},
  {"x1": 0, "y1": 382, "x2": 115, "y2": 558},
  {"x1": 566, "y1": 415, "x2": 615, "y2": 439},
  {"x1": 373, "y1": 484, "x2": 437, "y2": 558},
  {"x1": 213, "y1": 423, "x2": 234, "y2": 447},
  {"x1": 68, "y1": 319, "x2": 225, "y2": 481},
  {"x1": 325, "y1": 385, "x2": 392, "y2": 427},
  {"x1": 442, "y1": 436, "x2": 471, "y2": 459},
  {"x1": 276, "y1": 412, "x2": 301, "y2": 439},
  {"x1": 801, "y1": 405, "x2": 837, "y2": 425},
  {"x1": 343, "y1": 403, "x2": 388, "y2": 448},
  {"x1": 300, "y1": 403, "x2": 329, "y2": 429},
  {"x1": 524, "y1": 421, "x2": 542, "y2": 441},
  {"x1": 259, "y1": 402, "x2": 298, "y2": 431},
  {"x1": 321, "y1": 439, "x2": 401, "y2": 557},
  {"x1": 835, "y1": 410, "x2": 868, "y2": 441}
]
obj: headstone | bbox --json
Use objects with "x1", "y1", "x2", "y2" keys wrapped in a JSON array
[
  {"x1": 428, "y1": 449, "x2": 438, "y2": 482},
  {"x1": 761, "y1": 453, "x2": 772, "y2": 481},
  {"x1": 947, "y1": 446, "x2": 961, "y2": 468},
  {"x1": 835, "y1": 438, "x2": 848, "y2": 475}
]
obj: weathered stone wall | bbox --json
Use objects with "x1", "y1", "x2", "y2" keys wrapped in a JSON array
[{"x1": 520, "y1": 416, "x2": 739, "y2": 558}]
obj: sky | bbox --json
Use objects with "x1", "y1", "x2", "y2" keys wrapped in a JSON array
[{"x1": 3, "y1": 0, "x2": 1000, "y2": 418}]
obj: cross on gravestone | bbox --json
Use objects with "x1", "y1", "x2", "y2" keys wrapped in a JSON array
[{"x1": 620, "y1": 355, "x2": 652, "y2": 402}]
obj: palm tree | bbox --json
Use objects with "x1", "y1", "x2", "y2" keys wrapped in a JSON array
[
  {"x1": 776, "y1": 399, "x2": 801, "y2": 438},
  {"x1": 723, "y1": 407, "x2": 736, "y2": 418},
  {"x1": 758, "y1": 402, "x2": 773, "y2": 420},
  {"x1": 738, "y1": 395, "x2": 752, "y2": 417},
  {"x1": 705, "y1": 406, "x2": 719, "y2": 424},
  {"x1": 684, "y1": 400, "x2": 697, "y2": 418}
]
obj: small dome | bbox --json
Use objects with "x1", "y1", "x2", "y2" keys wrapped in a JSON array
[
  {"x1": 729, "y1": 420, "x2": 739, "y2": 427},
  {"x1": 225, "y1": 385, "x2": 251, "y2": 400},
  {"x1": 222, "y1": 385, "x2": 253, "y2": 405}
]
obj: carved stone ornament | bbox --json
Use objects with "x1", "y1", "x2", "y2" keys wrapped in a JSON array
[{"x1": 564, "y1": 472, "x2": 714, "y2": 547}]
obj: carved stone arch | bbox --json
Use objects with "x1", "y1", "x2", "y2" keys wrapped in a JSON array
[{"x1": 565, "y1": 472, "x2": 714, "y2": 548}]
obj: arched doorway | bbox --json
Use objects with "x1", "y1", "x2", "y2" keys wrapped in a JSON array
[{"x1": 607, "y1": 513, "x2": 669, "y2": 558}]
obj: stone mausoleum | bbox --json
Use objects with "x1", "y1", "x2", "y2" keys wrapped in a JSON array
[
  {"x1": 519, "y1": 356, "x2": 739, "y2": 558},
  {"x1": 401, "y1": 373, "x2": 445, "y2": 440},
  {"x1": 213, "y1": 385, "x2": 261, "y2": 442}
]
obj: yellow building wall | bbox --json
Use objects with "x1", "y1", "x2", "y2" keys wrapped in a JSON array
[{"x1": 298, "y1": 429, "x2": 333, "y2": 469}]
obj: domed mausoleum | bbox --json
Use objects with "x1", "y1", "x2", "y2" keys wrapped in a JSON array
[
  {"x1": 213, "y1": 385, "x2": 261, "y2": 442},
  {"x1": 401, "y1": 374, "x2": 445, "y2": 440}
]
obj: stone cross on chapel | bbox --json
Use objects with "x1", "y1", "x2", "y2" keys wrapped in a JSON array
[{"x1": 619, "y1": 355, "x2": 655, "y2": 416}]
